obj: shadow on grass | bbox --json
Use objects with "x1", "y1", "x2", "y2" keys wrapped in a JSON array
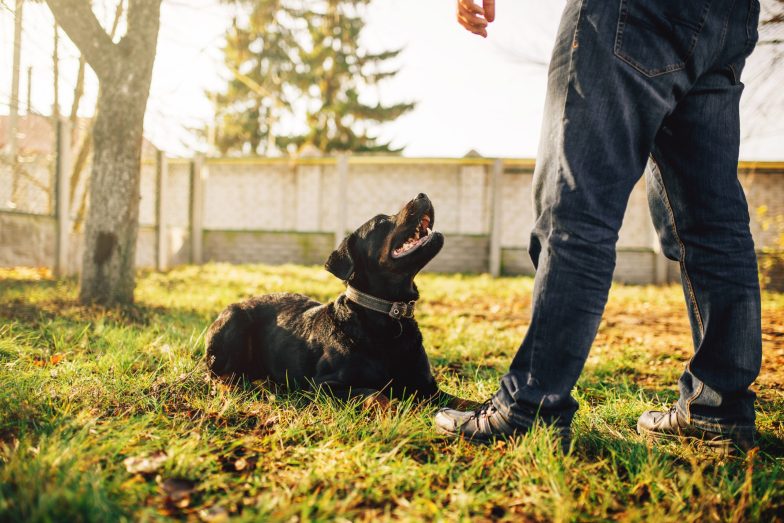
[
  {"x1": 576, "y1": 426, "x2": 784, "y2": 464},
  {"x1": 0, "y1": 275, "x2": 64, "y2": 287},
  {"x1": 578, "y1": 378, "x2": 784, "y2": 459},
  {"x1": 429, "y1": 358, "x2": 503, "y2": 382},
  {"x1": 0, "y1": 293, "x2": 211, "y2": 332}
]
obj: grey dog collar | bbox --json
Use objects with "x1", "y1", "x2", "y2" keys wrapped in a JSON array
[{"x1": 344, "y1": 285, "x2": 416, "y2": 320}]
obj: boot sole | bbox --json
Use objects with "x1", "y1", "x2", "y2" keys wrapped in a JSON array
[{"x1": 435, "y1": 423, "x2": 494, "y2": 444}]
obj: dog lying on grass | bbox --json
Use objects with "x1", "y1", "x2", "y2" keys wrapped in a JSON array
[{"x1": 205, "y1": 193, "x2": 472, "y2": 409}]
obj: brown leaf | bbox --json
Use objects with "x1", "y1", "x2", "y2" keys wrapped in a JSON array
[
  {"x1": 362, "y1": 393, "x2": 391, "y2": 412},
  {"x1": 253, "y1": 416, "x2": 279, "y2": 437},
  {"x1": 160, "y1": 477, "x2": 196, "y2": 509},
  {"x1": 123, "y1": 451, "x2": 168, "y2": 474}
]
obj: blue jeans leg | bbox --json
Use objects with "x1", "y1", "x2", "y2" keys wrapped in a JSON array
[
  {"x1": 493, "y1": 0, "x2": 761, "y2": 431},
  {"x1": 647, "y1": 75, "x2": 761, "y2": 429}
]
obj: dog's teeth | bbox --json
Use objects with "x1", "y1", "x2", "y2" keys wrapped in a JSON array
[{"x1": 427, "y1": 227, "x2": 432, "y2": 235}]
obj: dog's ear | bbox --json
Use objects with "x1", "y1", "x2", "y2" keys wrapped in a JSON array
[{"x1": 325, "y1": 234, "x2": 355, "y2": 281}]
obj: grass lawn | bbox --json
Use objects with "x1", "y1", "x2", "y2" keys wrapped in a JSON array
[{"x1": 1, "y1": 264, "x2": 783, "y2": 522}]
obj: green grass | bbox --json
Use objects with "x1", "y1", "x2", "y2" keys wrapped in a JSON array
[{"x1": 1, "y1": 264, "x2": 782, "y2": 522}]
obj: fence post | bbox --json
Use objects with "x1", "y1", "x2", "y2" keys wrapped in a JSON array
[
  {"x1": 488, "y1": 159, "x2": 504, "y2": 277},
  {"x1": 458, "y1": 158, "x2": 486, "y2": 235},
  {"x1": 190, "y1": 154, "x2": 205, "y2": 264},
  {"x1": 334, "y1": 154, "x2": 348, "y2": 249},
  {"x1": 54, "y1": 118, "x2": 71, "y2": 277},
  {"x1": 155, "y1": 149, "x2": 168, "y2": 271}
]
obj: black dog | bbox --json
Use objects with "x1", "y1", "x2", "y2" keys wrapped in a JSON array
[{"x1": 205, "y1": 193, "x2": 469, "y2": 408}]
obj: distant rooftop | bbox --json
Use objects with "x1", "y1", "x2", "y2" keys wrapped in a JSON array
[{"x1": 0, "y1": 114, "x2": 158, "y2": 157}]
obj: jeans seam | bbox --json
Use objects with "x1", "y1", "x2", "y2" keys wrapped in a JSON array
[
  {"x1": 649, "y1": 155, "x2": 706, "y2": 420},
  {"x1": 713, "y1": 0, "x2": 739, "y2": 65},
  {"x1": 745, "y1": 0, "x2": 760, "y2": 48},
  {"x1": 648, "y1": 156, "x2": 705, "y2": 335},
  {"x1": 684, "y1": 382, "x2": 704, "y2": 424}
]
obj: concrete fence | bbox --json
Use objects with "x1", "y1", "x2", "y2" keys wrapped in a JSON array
[{"x1": 2, "y1": 134, "x2": 784, "y2": 285}]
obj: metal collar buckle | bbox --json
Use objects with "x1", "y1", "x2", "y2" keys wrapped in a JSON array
[{"x1": 389, "y1": 300, "x2": 416, "y2": 320}]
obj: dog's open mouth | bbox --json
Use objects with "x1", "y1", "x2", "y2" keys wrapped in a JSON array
[{"x1": 392, "y1": 214, "x2": 434, "y2": 259}]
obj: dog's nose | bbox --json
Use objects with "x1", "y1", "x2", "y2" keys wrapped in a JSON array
[{"x1": 417, "y1": 193, "x2": 427, "y2": 200}]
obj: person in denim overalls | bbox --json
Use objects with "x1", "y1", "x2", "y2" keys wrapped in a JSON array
[{"x1": 436, "y1": 0, "x2": 762, "y2": 452}]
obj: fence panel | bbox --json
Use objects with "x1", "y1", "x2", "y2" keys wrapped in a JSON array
[
  {"x1": 0, "y1": 153, "x2": 54, "y2": 216},
  {"x1": 346, "y1": 162, "x2": 463, "y2": 233},
  {"x1": 204, "y1": 160, "x2": 296, "y2": 231},
  {"x1": 2, "y1": 153, "x2": 782, "y2": 286}
]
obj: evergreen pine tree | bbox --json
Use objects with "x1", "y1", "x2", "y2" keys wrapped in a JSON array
[
  {"x1": 212, "y1": 0, "x2": 413, "y2": 155},
  {"x1": 299, "y1": 0, "x2": 414, "y2": 153},
  {"x1": 212, "y1": 1, "x2": 303, "y2": 155}
]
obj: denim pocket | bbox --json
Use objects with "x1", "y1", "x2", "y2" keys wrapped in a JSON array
[{"x1": 614, "y1": 0, "x2": 714, "y2": 77}]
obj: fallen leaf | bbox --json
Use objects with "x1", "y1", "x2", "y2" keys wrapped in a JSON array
[
  {"x1": 32, "y1": 354, "x2": 64, "y2": 367},
  {"x1": 250, "y1": 416, "x2": 279, "y2": 438},
  {"x1": 160, "y1": 477, "x2": 196, "y2": 509},
  {"x1": 123, "y1": 451, "x2": 168, "y2": 474},
  {"x1": 199, "y1": 505, "x2": 229, "y2": 522}
]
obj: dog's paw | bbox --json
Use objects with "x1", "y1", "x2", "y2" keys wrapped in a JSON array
[{"x1": 362, "y1": 392, "x2": 392, "y2": 413}]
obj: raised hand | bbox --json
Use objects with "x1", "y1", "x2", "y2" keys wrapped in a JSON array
[{"x1": 457, "y1": 0, "x2": 496, "y2": 38}]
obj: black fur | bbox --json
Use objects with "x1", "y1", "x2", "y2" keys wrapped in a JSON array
[{"x1": 206, "y1": 194, "x2": 465, "y2": 405}]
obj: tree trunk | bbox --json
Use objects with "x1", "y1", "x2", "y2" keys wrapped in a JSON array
[
  {"x1": 79, "y1": 69, "x2": 151, "y2": 304},
  {"x1": 69, "y1": 1, "x2": 123, "y2": 217},
  {"x1": 46, "y1": 0, "x2": 162, "y2": 305}
]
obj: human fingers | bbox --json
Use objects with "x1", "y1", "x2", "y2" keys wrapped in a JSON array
[
  {"x1": 457, "y1": 0, "x2": 489, "y2": 37},
  {"x1": 483, "y1": 0, "x2": 496, "y2": 22},
  {"x1": 457, "y1": 13, "x2": 489, "y2": 36},
  {"x1": 459, "y1": 0, "x2": 485, "y2": 17}
]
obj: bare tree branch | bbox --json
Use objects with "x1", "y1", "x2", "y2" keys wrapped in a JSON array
[
  {"x1": 44, "y1": 0, "x2": 117, "y2": 79},
  {"x1": 68, "y1": 1, "x2": 125, "y2": 219},
  {"x1": 119, "y1": 0, "x2": 162, "y2": 55}
]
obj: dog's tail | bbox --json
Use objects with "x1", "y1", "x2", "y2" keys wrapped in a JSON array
[{"x1": 205, "y1": 303, "x2": 257, "y2": 380}]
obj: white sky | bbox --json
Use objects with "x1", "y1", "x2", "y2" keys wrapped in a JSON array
[{"x1": 0, "y1": 0, "x2": 782, "y2": 159}]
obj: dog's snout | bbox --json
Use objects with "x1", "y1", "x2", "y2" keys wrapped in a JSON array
[{"x1": 416, "y1": 193, "x2": 427, "y2": 201}]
